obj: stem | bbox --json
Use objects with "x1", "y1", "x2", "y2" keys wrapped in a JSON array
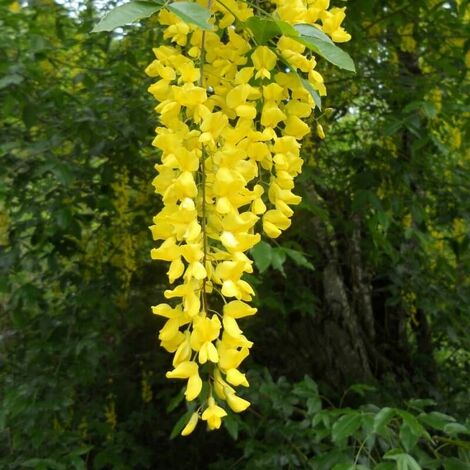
[{"x1": 199, "y1": 0, "x2": 213, "y2": 313}]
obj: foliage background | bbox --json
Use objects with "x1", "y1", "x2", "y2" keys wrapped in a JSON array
[{"x1": 0, "y1": 0, "x2": 469, "y2": 468}]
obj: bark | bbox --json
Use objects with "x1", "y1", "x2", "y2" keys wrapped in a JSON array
[
  {"x1": 350, "y1": 214, "x2": 375, "y2": 343},
  {"x1": 296, "y1": 189, "x2": 373, "y2": 387}
]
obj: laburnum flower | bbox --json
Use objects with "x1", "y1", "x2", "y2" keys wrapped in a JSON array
[
  {"x1": 190, "y1": 315, "x2": 221, "y2": 364},
  {"x1": 166, "y1": 361, "x2": 202, "y2": 401},
  {"x1": 146, "y1": 0, "x2": 351, "y2": 434},
  {"x1": 202, "y1": 397, "x2": 227, "y2": 430},
  {"x1": 321, "y1": 7, "x2": 351, "y2": 43},
  {"x1": 251, "y1": 46, "x2": 278, "y2": 79}
]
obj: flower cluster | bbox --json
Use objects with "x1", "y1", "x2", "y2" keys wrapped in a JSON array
[{"x1": 146, "y1": 0, "x2": 350, "y2": 435}]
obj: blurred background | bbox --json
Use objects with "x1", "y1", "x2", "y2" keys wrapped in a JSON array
[{"x1": 0, "y1": 0, "x2": 469, "y2": 468}]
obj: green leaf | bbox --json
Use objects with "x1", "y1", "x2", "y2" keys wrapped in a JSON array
[
  {"x1": 244, "y1": 17, "x2": 298, "y2": 44},
  {"x1": 282, "y1": 247, "x2": 315, "y2": 271},
  {"x1": 399, "y1": 422, "x2": 419, "y2": 452},
  {"x1": 348, "y1": 383, "x2": 376, "y2": 396},
  {"x1": 444, "y1": 423, "x2": 470, "y2": 436},
  {"x1": 422, "y1": 102, "x2": 437, "y2": 119},
  {"x1": 406, "y1": 399, "x2": 436, "y2": 411},
  {"x1": 223, "y1": 413, "x2": 239, "y2": 440},
  {"x1": 91, "y1": 1, "x2": 163, "y2": 33},
  {"x1": 373, "y1": 407, "x2": 395, "y2": 435},
  {"x1": 292, "y1": 26, "x2": 355, "y2": 72},
  {"x1": 166, "y1": 387, "x2": 185, "y2": 413},
  {"x1": 294, "y1": 24, "x2": 334, "y2": 44},
  {"x1": 0, "y1": 74, "x2": 24, "y2": 89},
  {"x1": 332, "y1": 412, "x2": 362, "y2": 443},
  {"x1": 418, "y1": 411, "x2": 455, "y2": 431},
  {"x1": 301, "y1": 78, "x2": 322, "y2": 110},
  {"x1": 397, "y1": 410, "x2": 429, "y2": 440},
  {"x1": 271, "y1": 248, "x2": 287, "y2": 275},
  {"x1": 244, "y1": 17, "x2": 281, "y2": 44},
  {"x1": 275, "y1": 20, "x2": 300, "y2": 37},
  {"x1": 251, "y1": 241, "x2": 272, "y2": 273},
  {"x1": 384, "y1": 451, "x2": 421, "y2": 470},
  {"x1": 168, "y1": 2, "x2": 214, "y2": 31},
  {"x1": 443, "y1": 458, "x2": 470, "y2": 470},
  {"x1": 70, "y1": 446, "x2": 94, "y2": 457}
]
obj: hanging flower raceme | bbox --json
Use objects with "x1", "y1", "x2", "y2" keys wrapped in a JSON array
[{"x1": 146, "y1": 0, "x2": 351, "y2": 435}]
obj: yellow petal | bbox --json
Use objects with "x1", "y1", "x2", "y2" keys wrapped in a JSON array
[
  {"x1": 221, "y1": 280, "x2": 239, "y2": 298},
  {"x1": 159, "y1": 318, "x2": 180, "y2": 342},
  {"x1": 166, "y1": 361, "x2": 198, "y2": 379},
  {"x1": 168, "y1": 258, "x2": 185, "y2": 283},
  {"x1": 181, "y1": 412, "x2": 199, "y2": 436},
  {"x1": 216, "y1": 197, "x2": 232, "y2": 214},
  {"x1": 224, "y1": 300, "x2": 257, "y2": 319},
  {"x1": 186, "y1": 373, "x2": 203, "y2": 401},
  {"x1": 236, "y1": 104, "x2": 257, "y2": 120},
  {"x1": 252, "y1": 197, "x2": 267, "y2": 215},
  {"x1": 160, "y1": 331, "x2": 185, "y2": 353},
  {"x1": 191, "y1": 261, "x2": 207, "y2": 280},
  {"x1": 263, "y1": 221, "x2": 282, "y2": 238},
  {"x1": 173, "y1": 333, "x2": 191, "y2": 366},
  {"x1": 152, "y1": 303, "x2": 174, "y2": 318},
  {"x1": 226, "y1": 368, "x2": 249, "y2": 387},
  {"x1": 226, "y1": 390, "x2": 250, "y2": 413},
  {"x1": 223, "y1": 315, "x2": 242, "y2": 337},
  {"x1": 207, "y1": 342, "x2": 219, "y2": 363},
  {"x1": 284, "y1": 115, "x2": 310, "y2": 139},
  {"x1": 220, "y1": 231, "x2": 238, "y2": 249},
  {"x1": 197, "y1": 341, "x2": 207, "y2": 364}
]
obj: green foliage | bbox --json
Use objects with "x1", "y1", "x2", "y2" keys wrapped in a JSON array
[
  {"x1": 251, "y1": 241, "x2": 314, "y2": 275},
  {"x1": 232, "y1": 372, "x2": 470, "y2": 469},
  {"x1": 243, "y1": 12, "x2": 356, "y2": 71},
  {"x1": 167, "y1": 1, "x2": 214, "y2": 31},
  {"x1": 91, "y1": 0, "x2": 214, "y2": 33},
  {"x1": 294, "y1": 24, "x2": 356, "y2": 72},
  {"x1": 0, "y1": 0, "x2": 469, "y2": 468},
  {"x1": 91, "y1": 1, "x2": 163, "y2": 33}
]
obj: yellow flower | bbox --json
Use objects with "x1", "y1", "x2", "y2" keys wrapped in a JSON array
[
  {"x1": 173, "y1": 331, "x2": 192, "y2": 366},
  {"x1": 8, "y1": 1, "x2": 21, "y2": 13},
  {"x1": 261, "y1": 102, "x2": 287, "y2": 128},
  {"x1": 173, "y1": 84, "x2": 207, "y2": 107},
  {"x1": 397, "y1": 24, "x2": 416, "y2": 53},
  {"x1": 190, "y1": 316, "x2": 221, "y2": 364},
  {"x1": 225, "y1": 389, "x2": 250, "y2": 413},
  {"x1": 251, "y1": 46, "x2": 278, "y2": 79},
  {"x1": 201, "y1": 397, "x2": 227, "y2": 430},
  {"x1": 166, "y1": 361, "x2": 203, "y2": 401},
  {"x1": 321, "y1": 7, "x2": 351, "y2": 43},
  {"x1": 263, "y1": 210, "x2": 292, "y2": 238},
  {"x1": 226, "y1": 368, "x2": 249, "y2": 387},
  {"x1": 284, "y1": 115, "x2": 311, "y2": 139},
  {"x1": 218, "y1": 335, "x2": 251, "y2": 371},
  {"x1": 223, "y1": 300, "x2": 257, "y2": 319}
]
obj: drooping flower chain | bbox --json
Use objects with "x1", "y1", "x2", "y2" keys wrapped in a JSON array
[{"x1": 146, "y1": 0, "x2": 350, "y2": 435}]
